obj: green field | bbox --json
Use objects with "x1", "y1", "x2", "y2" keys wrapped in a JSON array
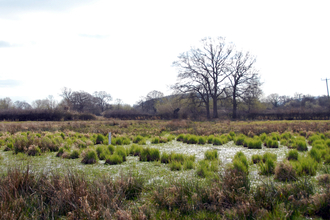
[{"x1": 0, "y1": 120, "x2": 330, "y2": 219}]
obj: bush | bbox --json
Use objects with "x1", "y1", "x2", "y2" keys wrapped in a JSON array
[
  {"x1": 287, "y1": 149, "x2": 299, "y2": 160},
  {"x1": 105, "y1": 154, "x2": 123, "y2": 165},
  {"x1": 204, "y1": 150, "x2": 218, "y2": 160},
  {"x1": 81, "y1": 150, "x2": 98, "y2": 164},
  {"x1": 170, "y1": 161, "x2": 182, "y2": 171},
  {"x1": 274, "y1": 161, "x2": 297, "y2": 181}
]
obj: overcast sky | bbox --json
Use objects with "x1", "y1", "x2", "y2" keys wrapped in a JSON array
[{"x1": 1, "y1": 0, "x2": 329, "y2": 105}]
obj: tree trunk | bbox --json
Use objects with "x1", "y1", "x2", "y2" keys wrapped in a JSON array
[
  {"x1": 233, "y1": 96, "x2": 237, "y2": 119},
  {"x1": 206, "y1": 102, "x2": 210, "y2": 119},
  {"x1": 212, "y1": 97, "x2": 218, "y2": 118}
]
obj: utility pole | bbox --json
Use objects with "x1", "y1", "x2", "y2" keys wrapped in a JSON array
[{"x1": 322, "y1": 78, "x2": 330, "y2": 100}]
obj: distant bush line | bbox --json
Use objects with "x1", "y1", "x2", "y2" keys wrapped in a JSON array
[{"x1": 0, "y1": 109, "x2": 96, "y2": 121}]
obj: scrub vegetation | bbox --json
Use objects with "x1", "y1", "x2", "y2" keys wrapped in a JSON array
[{"x1": 1, "y1": 120, "x2": 330, "y2": 219}]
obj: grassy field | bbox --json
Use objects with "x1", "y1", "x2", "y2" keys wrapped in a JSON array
[{"x1": 0, "y1": 119, "x2": 330, "y2": 219}]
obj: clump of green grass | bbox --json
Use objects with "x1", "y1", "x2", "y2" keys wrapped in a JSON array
[
  {"x1": 212, "y1": 137, "x2": 224, "y2": 146},
  {"x1": 293, "y1": 140, "x2": 308, "y2": 151},
  {"x1": 233, "y1": 151, "x2": 249, "y2": 174},
  {"x1": 115, "y1": 146, "x2": 127, "y2": 162},
  {"x1": 170, "y1": 161, "x2": 182, "y2": 171},
  {"x1": 69, "y1": 149, "x2": 80, "y2": 159},
  {"x1": 160, "y1": 152, "x2": 170, "y2": 163},
  {"x1": 262, "y1": 152, "x2": 277, "y2": 163},
  {"x1": 259, "y1": 158, "x2": 276, "y2": 175},
  {"x1": 176, "y1": 134, "x2": 185, "y2": 142},
  {"x1": 265, "y1": 138, "x2": 279, "y2": 148},
  {"x1": 151, "y1": 137, "x2": 160, "y2": 144},
  {"x1": 247, "y1": 138, "x2": 262, "y2": 149},
  {"x1": 183, "y1": 160, "x2": 194, "y2": 170},
  {"x1": 140, "y1": 147, "x2": 160, "y2": 162},
  {"x1": 287, "y1": 149, "x2": 299, "y2": 160},
  {"x1": 187, "y1": 135, "x2": 198, "y2": 144},
  {"x1": 81, "y1": 150, "x2": 98, "y2": 164},
  {"x1": 292, "y1": 156, "x2": 318, "y2": 176},
  {"x1": 95, "y1": 134, "x2": 105, "y2": 144},
  {"x1": 128, "y1": 144, "x2": 143, "y2": 156},
  {"x1": 235, "y1": 134, "x2": 246, "y2": 146},
  {"x1": 251, "y1": 154, "x2": 262, "y2": 164},
  {"x1": 105, "y1": 154, "x2": 123, "y2": 165},
  {"x1": 309, "y1": 148, "x2": 322, "y2": 163},
  {"x1": 204, "y1": 150, "x2": 218, "y2": 160},
  {"x1": 198, "y1": 136, "x2": 206, "y2": 145}
]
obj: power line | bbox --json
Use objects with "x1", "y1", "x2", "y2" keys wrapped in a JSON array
[{"x1": 321, "y1": 78, "x2": 330, "y2": 99}]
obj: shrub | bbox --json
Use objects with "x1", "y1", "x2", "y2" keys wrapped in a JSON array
[
  {"x1": 204, "y1": 150, "x2": 218, "y2": 160},
  {"x1": 251, "y1": 154, "x2": 262, "y2": 164},
  {"x1": 105, "y1": 154, "x2": 123, "y2": 165},
  {"x1": 81, "y1": 150, "x2": 98, "y2": 164},
  {"x1": 170, "y1": 161, "x2": 182, "y2": 171},
  {"x1": 26, "y1": 145, "x2": 41, "y2": 156},
  {"x1": 274, "y1": 160, "x2": 297, "y2": 181},
  {"x1": 287, "y1": 149, "x2": 299, "y2": 160}
]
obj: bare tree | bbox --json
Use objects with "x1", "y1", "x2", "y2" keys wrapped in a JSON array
[
  {"x1": 14, "y1": 101, "x2": 32, "y2": 110},
  {"x1": 93, "y1": 91, "x2": 112, "y2": 112},
  {"x1": 172, "y1": 37, "x2": 234, "y2": 118},
  {"x1": 227, "y1": 51, "x2": 261, "y2": 119},
  {"x1": 267, "y1": 93, "x2": 281, "y2": 108},
  {"x1": 0, "y1": 97, "x2": 13, "y2": 109}
]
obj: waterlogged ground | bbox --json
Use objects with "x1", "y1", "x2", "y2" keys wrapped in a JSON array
[{"x1": 0, "y1": 139, "x2": 313, "y2": 186}]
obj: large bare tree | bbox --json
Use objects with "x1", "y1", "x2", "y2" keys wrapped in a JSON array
[
  {"x1": 172, "y1": 37, "x2": 234, "y2": 118},
  {"x1": 227, "y1": 51, "x2": 261, "y2": 119}
]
